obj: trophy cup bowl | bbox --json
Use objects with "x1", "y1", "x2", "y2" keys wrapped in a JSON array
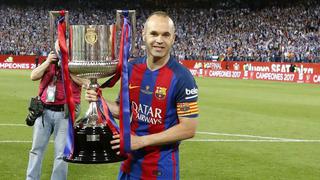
[{"x1": 65, "y1": 25, "x2": 125, "y2": 164}]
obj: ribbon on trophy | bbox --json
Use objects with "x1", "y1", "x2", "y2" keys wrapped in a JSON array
[
  {"x1": 56, "y1": 10, "x2": 76, "y2": 158},
  {"x1": 96, "y1": 89, "x2": 119, "y2": 135},
  {"x1": 99, "y1": 16, "x2": 132, "y2": 155},
  {"x1": 118, "y1": 17, "x2": 132, "y2": 155}
]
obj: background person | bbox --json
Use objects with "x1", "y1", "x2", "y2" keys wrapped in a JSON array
[{"x1": 26, "y1": 44, "x2": 88, "y2": 180}]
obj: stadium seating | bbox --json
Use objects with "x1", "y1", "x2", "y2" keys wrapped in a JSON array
[{"x1": 0, "y1": 0, "x2": 319, "y2": 62}]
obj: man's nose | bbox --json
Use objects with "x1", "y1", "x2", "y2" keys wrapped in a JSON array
[{"x1": 155, "y1": 36, "x2": 164, "y2": 43}]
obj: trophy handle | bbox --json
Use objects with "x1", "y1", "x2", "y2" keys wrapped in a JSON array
[
  {"x1": 116, "y1": 10, "x2": 136, "y2": 55},
  {"x1": 49, "y1": 11, "x2": 69, "y2": 50}
]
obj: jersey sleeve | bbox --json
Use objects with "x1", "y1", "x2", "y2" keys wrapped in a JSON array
[{"x1": 175, "y1": 71, "x2": 199, "y2": 118}]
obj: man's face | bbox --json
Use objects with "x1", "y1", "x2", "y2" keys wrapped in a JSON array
[{"x1": 143, "y1": 15, "x2": 175, "y2": 60}]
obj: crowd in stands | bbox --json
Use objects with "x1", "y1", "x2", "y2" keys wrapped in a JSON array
[{"x1": 0, "y1": 0, "x2": 319, "y2": 63}]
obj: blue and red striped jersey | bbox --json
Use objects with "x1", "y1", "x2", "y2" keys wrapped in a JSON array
[{"x1": 119, "y1": 56, "x2": 199, "y2": 180}]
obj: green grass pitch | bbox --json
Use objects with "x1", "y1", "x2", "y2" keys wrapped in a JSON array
[{"x1": 0, "y1": 69, "x2": 319, "y2": 180}]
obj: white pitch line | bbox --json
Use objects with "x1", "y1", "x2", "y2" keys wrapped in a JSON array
[
  {"x1": 1, "y1": 124, "x2": 319, "y2": 143},
  {"x1": 0, "y1": 140, "x2": 53, "y2": 143},
  {"x1": 0, "y1": 124, "x2": 26, "y2": 126},
  {"x1": 187, "y1": 139, "x2": 320, "y2": 142},
  {"x1": 1, "y1": 139, "x2": 320, "y2": 143},
  {"x1": 0, "y1": 140, "x2": 32, "y2": 143},
  {"x1": 197, "y1": 131, "x2": 300, "y2": 141}
]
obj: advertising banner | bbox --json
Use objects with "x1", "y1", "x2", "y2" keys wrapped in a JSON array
[
  {"x1": 0, "y1": 55, "x2": 46, "y2": 70},
  {"x1": 179, "y1": 60, "x2": 320, "y2": 84}
]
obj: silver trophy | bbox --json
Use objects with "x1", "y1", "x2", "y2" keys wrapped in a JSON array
[{"x1": 49, "y1": 10, "x2": 136, "y2": 164}]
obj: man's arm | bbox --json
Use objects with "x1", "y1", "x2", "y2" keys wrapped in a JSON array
[
  {"x1": 106, "y1": 99, "x2": 120, "y2": 119},
  {"x1": 132, "y1": 117, "x2": 198, "y2": 149},
  {"x1": 70, "y1": 74, "x2": 90, "y2": 87},
  {"x1": 111, "y1": 117, "x2": 198, "y2": 151},
  {"x1": 30, "y1": 51, "x2": 57, "y2": 81}
]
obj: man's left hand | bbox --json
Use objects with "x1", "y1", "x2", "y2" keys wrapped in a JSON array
[{"x1": 111, "y1": 134, "x2": 146, "y2": 154}]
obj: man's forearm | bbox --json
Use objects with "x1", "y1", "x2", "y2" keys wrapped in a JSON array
[
  {"x1": 70, "y1": 74, "x2": 90, "y2": 86},
  {"x1": 106, "y1": 100, "x2": 120, "y2": 119},
  {"x1": 133, "y1": 118, "x2": 198, "y2": 149},
  {"x1": 30, "y1": 59, "x2": 51, "y2": 81}
]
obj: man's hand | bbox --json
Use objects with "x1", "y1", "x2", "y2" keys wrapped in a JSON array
[
  {"x1": 85, "y1": 89, "x2": 98, "y2": 102},
  {"x1": 110, "y1": 134, "x2": 147, "y2": 155},
  {"x1": 109, "y1": 117, "x2": 197, "y2": 154},
  {"x1": 47, "y1": 51, "x2": 59, "y2": 64},
  {"x1": 30, "y1": 51, "x2": 58, "y2": 81}
]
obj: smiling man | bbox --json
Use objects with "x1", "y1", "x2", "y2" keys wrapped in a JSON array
[
  {"x1": 143, "y1": 12, "x2": 176, "y2": 70},
  {"x1": 86, "y1": 11, "x2": 199, "y2": 180}
]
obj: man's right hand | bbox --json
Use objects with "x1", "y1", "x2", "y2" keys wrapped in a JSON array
[
  {"x1": 85, "y1": 89, "x2": 98, "y2": 102},
  {"x1": 47, "y1": 51, "x2": 59, "y2": 63},
  {"x1": 30, "y1": 51, "x2": 58, "y2": 81}
]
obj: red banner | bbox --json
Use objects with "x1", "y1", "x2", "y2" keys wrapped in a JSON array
[
  {"x1": 179, "y1": 60, "x2": 320, "y2": 84},
  {"x1": 0, "y1": 55, "x2": 46, "y2": 69},
  {"x1": 180, "y1": 60, "x2": 320, "y2": 74}
]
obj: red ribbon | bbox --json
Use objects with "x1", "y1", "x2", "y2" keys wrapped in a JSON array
[
  {"x1": 58, "y1": 10, "x2": 76, "y2": 158},
  {"x1": 58, "y1": 10, "x2": 75, "y2": 123},
  {"x1": 97, "y1": 89, "x2": 119, "y2": 135}
]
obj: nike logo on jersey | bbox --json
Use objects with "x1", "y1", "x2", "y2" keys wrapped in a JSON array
[{"x1": 129, "y1": 84, "x2": 140, "y2": 89}]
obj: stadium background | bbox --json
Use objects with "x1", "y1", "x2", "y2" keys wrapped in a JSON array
[{"x1": 0, "y1": 0, "x2": 319, "y2": 179}]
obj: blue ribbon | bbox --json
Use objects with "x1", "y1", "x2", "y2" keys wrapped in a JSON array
[{"x1": 120, "y1": 18, "x2": 131, "y2": 154}]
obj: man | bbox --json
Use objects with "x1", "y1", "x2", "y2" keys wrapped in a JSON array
[
  {"x1": 26, "y1": 46, "x2": 87, "y2": 180},
  {"x1": 86, "y1": 11, "x2": 199, "y2": 180}
]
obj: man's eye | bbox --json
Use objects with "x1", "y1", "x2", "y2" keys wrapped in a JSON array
[
  {"x1": 163, "y1": 33, "x2": 171, "y2": 37},
  {"x1": 150, "y1": 32, "x2": 158, "y2": 36}
]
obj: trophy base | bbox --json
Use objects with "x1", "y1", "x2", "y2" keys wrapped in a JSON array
[{"x1": 63, "y1": 124, "x2": 126, "y2": 164}]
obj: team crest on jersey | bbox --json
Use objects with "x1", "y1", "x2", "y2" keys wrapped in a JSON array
[{"x1": 155, "y1": 87, "x2": 167, "y2": 100}]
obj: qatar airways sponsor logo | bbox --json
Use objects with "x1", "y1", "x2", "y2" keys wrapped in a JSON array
[{"x1": 131, "y1": 101, "x2": 162, "y2": 125}]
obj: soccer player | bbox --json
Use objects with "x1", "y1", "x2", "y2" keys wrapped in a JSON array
[{"x1": 86, "y1": 11, "x2": 199, "y2": 180}]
